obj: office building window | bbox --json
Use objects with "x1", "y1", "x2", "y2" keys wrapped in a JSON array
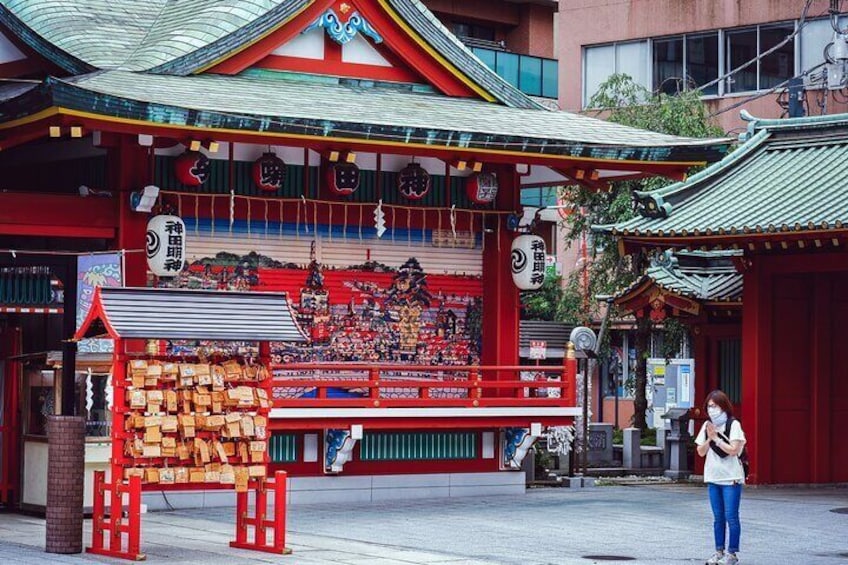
[
  {"x1": 583, "y1": 40, "x2": 649, "y2": 104},
  {"x1": 583, "y1": 21, "x2": 799, "y2": 106},
  {"x1": 653, "y1": 33, "x2": 719, "y2": 94},
  {"x1": 726, "y1": 24, "x2": 795, "y2": 92}
]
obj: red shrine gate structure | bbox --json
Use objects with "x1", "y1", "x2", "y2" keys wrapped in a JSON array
[
  {"x1": 598, "y1": 112, "x2": 848, "y2": 485},
  {"x1": 0, "y1": 0, "x2": 731, "y2": 531}
]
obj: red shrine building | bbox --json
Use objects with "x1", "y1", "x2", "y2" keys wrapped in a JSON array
[
  {"x1": 598, "y1": 112, "x2": 848, "y2": 485},
  {"x1": 0, "y1": 0, "x2": 729, "y2": 510}
]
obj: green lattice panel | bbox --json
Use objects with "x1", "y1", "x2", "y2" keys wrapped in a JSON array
[
  {"x1": 268, "y1": 433, "x2": 297, "y2": 463},
  {"x1": 359, "y1": 432, "x2": 476, "y2": 461}
]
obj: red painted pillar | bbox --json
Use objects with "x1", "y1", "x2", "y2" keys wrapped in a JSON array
[
  {"x1": 481, "y1": 165, "x2": 519, "y2": 388},
  {"x1": 811, "y1": 274, "x2": 832, "y2": 483},
  {"x1": 106, "y1": 134, "x2": 150, "y2": 288},
  {"x1": 106, "y1": 135, "x2": 150, "y2": 354},
  {"x1": 741, "y1": 258, "x2": 772, "y2": 484}
]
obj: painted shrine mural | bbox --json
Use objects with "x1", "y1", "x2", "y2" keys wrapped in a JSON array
[{"x1": 157, "y1": 246, "x2": 483, "y2": 368}]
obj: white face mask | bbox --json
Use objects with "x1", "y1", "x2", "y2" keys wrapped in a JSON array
[{"x1": 708, "y1": 406, "x2": 726, "y2": 424}]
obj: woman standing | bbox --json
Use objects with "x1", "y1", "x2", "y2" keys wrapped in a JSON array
[{"x1": 695, "y1": 390, "x2": 747, "y2": 565}]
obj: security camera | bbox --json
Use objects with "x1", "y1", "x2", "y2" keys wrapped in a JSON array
[{"x1": 129, "y1": 185, "x2": 160, "y2": 213}]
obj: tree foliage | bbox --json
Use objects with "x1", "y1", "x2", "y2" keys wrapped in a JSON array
[{"x1": 559, "y1": 74, "x2": 726, "y2": 429}]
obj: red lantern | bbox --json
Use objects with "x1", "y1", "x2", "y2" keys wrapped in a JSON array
[
  {"x1": 397, "y1": 163, "x2": 431, "y2": 200},
  {"x1": 252, "y1": 152, "x2": 286, "y2": 192},
  {"x1": 466, "y1": 172, "x2": 498, "y2": 204},
  {"x1": 326, "y1": 162, "x2": 360, "y2": 195},
  {"x1": 174, "y1": 150, "x2": 210, "y2": 186}
]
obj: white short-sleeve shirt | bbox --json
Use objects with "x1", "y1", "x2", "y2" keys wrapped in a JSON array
[{"x1": 696, "y1": 419, "x2": 747, "y2": 485}]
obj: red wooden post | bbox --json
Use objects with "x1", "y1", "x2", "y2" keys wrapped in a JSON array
[
  {"x1": 90, "y1": 471, "x2": 105, "y2": 552},
  {"x1": 255, "y1": 480, "x2": 268, "y2": 547},
  {"x1": 234, "y1": 489, "x2": 248, "y2": 545},
  {"x1": 127, "y1": 475, "x2": 143, "y2": 558},
  {"x1": 272, "y1": 471, "x2": 288, "y2": 553},
  {"x1": 562, "y1": 343, "x2": 577, "y2": 407}
]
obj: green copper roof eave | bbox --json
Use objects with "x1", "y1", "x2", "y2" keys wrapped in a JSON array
[
  {"x1": 386, "y1": 0, "x2": 539, "y2": 109},
  {"x1": 147, "y1": 0, "x2": 311, "y2": 76},
  {"x1": 614, "y1": 262, "x2": 742, "y2": 304},
  {"x1": 742, "y1": 109, "x2": 848, "y2": 133},
  {"x1": 633, "y1": 129, "x2": 766, "y2": 202},
  {"x1": 0, "y1": 4, "x2": 95, "y2": 74},
  {"x1": 593, "y1": 114, "x2": 848, "y2": 240},
  {"x1": 0, "y1": 72, "x2": 731, "y2": 165}
]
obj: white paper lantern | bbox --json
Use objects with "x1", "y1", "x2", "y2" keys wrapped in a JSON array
[
  {"x1": 147, "y1": 215, "x2": 186, "y2": 277},
  {"x1": 511, "y1": 234, "x2": 546, "y2": 290}
]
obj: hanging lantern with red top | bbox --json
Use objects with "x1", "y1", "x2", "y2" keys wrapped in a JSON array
[
  {"x1": 326, "y1": 162, "x2": 360, "y2": 195},
  {"x1": 466, "y1": 171, "x2": 499, "y2": 204},
  {"x1": 252, "y1": 152, "x2": 286, "y2": 192},
  {"x1": 397, "y1": 162, "x2": 431, "y2": 200},
  {"x1": 174, "y1": 150, "x2": 211, "y2": 186}
]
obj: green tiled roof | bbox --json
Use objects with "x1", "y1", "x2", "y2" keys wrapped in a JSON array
[
  {"x1": 596, "y1": 112, "x2": 848, "y2": 240},
  {"x1": 616, "y1": 250, "x2": 742, "y2": 304},
  {"x1": 0, "y1": 0, "x2": 292, "y2": 72},
  {"x1": 0, "y1": 0, "x2": 539, "y2": 108},
  {"x1": 0, "y1": 71, "x2": 730, "y2": 163}
]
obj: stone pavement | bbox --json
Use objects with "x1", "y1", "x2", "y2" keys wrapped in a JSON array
[{"x1": 0, "y1": 483, "x2": 846, "y2": 564}]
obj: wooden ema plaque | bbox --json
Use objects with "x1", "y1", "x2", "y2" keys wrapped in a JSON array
[{"x1": 86, "y1": 340, "x2": 289, "y2": 560}]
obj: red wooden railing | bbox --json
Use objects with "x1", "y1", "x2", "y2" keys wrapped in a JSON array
[{"x1": 271, "y1": 360, "x2": 578, "y2": 409}]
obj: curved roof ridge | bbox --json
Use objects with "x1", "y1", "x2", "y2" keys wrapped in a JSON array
[
  {"x1": 0, "y1": 2, "x2": 96, "y2": 74},
  {"x1": 742, "y1": 109, "x2": 848, "y2": 136}
]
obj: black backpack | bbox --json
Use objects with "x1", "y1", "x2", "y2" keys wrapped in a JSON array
[{"x1": 708, "y1": 417, "x2": 750, "y2": 479}]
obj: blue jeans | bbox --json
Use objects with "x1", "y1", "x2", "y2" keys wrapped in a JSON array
[{"x1": 708, "y1": 483, "x2": 742, "y2": 553}]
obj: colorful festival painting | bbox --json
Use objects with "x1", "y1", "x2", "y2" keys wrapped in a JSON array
[
  {"x1": 77, "y1": 253, "x2": 123, "y2": 353},
  {"x1": 157, "y1": 249, "x2": 483, "y2": 367}
]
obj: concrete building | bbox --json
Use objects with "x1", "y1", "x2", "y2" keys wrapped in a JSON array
[{"x1": 559, "y1": 0, "x2": 848, "y2": 133}]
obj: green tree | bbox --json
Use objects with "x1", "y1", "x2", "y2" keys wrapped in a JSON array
[
  {"x1": 520, "y1": 275, "x2": 564, "y2": 321},
  {"x1": 560, "y1": 74, "x2": 726, "y2": 429}
]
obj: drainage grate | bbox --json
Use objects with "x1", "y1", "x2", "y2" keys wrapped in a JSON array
[
  {"x1": 830, "y1": 507, "x2": 848, "y2": 514},
  {"x1": 582, "y1": 556, "x2": 636, "y2": 561}
]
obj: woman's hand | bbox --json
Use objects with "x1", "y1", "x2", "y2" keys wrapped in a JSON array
[{"x1": 706, "y1": 422, "x2": 718, "y2": 441}]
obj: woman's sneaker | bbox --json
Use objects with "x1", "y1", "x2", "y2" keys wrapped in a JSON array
[
  {"x1": 706, "y1": 550, "x2": 724, "y2": 564},
  {"x1": 719, "y1": 553, "x2": 738, "y2": 565}
]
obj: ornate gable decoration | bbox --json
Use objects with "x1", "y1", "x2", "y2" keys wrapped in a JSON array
[{"x1": 305, "y1": 6, "x2": 383, "y2": 45}]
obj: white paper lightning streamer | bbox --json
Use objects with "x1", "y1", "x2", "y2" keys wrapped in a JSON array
[
  {"x1": 194, "y1": 195, "x2": 200, "y2": 236},
  {"x1": 85, "y1": 368, "x2": 93, "y2": 415},
  {"x1": 450, "y1": 205, "x2": 457, "y2": 242},
  {"x1": 296, "y1": 196, "x2": 302, "y2": 238},
  {"x1": 105, "y1": 374, "x2": 114, "y2": 411},
  {"x1": 246, "y1": 198, "x2": 252, "y2": 236},
  {"x1": 546, "y1": 425, "x2": 575, "y2": 456},
  {"x1": 301, "y1": 195, "x2": 309, "y2": 234},
  {"x1": 229, "y1": 190, "x2": 235, "y2": 233}
]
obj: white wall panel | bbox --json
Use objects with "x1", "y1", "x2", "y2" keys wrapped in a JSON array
[{"x1": 184, "y1": 224, "x2": 482, "y2": 275}]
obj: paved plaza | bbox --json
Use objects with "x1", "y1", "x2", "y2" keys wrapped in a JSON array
[{"x1": 0, "y1": 483, "x2": 845, "y2": 564}]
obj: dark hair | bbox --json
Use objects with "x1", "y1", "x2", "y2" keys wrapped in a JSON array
[{"x1": 704, "y1": 390, "x2": 734, "y2": 417}]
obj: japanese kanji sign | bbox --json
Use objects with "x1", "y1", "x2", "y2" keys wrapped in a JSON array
[
  {"x1": 511, "y1": 234, "x2": 546, "y2": 290},
  {"x1": 147, "y1": 215, "x2": 186, "y2": 277},
  {"x1": 252, "y1": 152, "x2": 286, "y2": 192}
]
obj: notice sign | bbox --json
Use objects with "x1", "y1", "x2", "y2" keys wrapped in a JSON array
[{"x1": 529, "y1": 340, "x2": 547, "y2": 360}]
